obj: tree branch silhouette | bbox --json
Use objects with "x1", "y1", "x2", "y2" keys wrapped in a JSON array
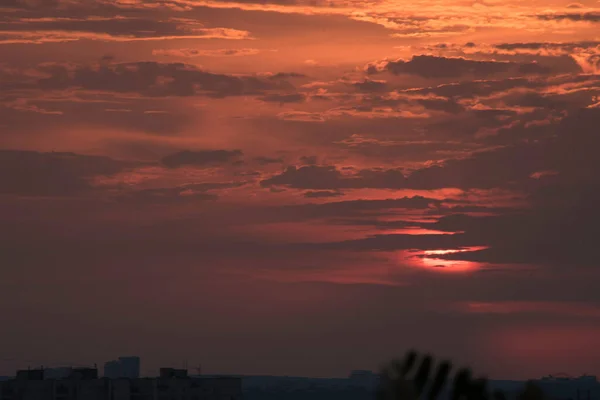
[{"x1": 377, "y1": 350, "x2": 545, "y2": 400}]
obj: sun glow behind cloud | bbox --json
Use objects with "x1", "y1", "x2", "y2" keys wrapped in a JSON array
[
  {"x1": 387, "y1": 228, "x2": 459, "y2": 235},
  {"x1": 401, "y1": 246, "x2": 489, "y2": 272}
]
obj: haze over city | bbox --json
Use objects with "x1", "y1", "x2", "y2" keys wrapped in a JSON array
[{"x1": 1, "y1": 0, "x2": 600, "y2": 381}]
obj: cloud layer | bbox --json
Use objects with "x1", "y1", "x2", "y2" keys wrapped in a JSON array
[{"x1": 2, "y1": 0, "x2": 600, "y2": 381}]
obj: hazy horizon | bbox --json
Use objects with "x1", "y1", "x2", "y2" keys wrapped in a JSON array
[{"x1": 0, "y1": 358, "x2": 573, "y2": 382}]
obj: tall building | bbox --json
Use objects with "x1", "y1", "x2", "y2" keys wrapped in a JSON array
[
  {"x1": 68, "y1": 368, "x2": 97, "y2": 380},
  {"x1": 103, "y1": 361, "x2": 121, "y2": 379},
  {"x1": 103, "y1": 356, "x2": 140, "y2": 379},
  {"x1": 160, "y1": 368, "x2": 188, "y2": 379},
  {"x1": 43, "y1": 368, "x2": 72, "y2": 380},
  {"x1": 117, "y1": 357, "x2": 140, "y2": 379}
]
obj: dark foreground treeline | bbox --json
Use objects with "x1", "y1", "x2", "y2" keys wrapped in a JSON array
[
  {"x1": 377, "y1": 350, "x2": 545, "y2": 400},
  {"x1": 244, "y1": 350, "x2": 547, "y2": 400},
  {"x1": 244, "y1": 387, "x2": 373, "y2": 400}
]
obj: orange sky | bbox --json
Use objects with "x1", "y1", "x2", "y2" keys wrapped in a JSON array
[{"x1": 1, "y1": 0, "x2": 600, "y2": 379}]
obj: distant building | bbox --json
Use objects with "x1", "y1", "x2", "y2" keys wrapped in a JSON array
[
  {"x1": 103, "y1": 356, "x2": 140, "y2": 379},
  {"x1": 15, "y1": 370, "x2": 43, "y2": 381},
  {"x1": 535, "y1": 375, "x2": 600, "y2": 400},
  {"x1": 0, "y1": 367, "x2": 242, "y2": 400},
  {"x1": 160, "y1": 368, "x2": 189, "y2": 379},
  {"x1": 103, "y1": 361, "x2": 121, "y2": 379},
  {"x1": 42, "y1": 368, "x2": 71, "y2": 380},
  {"x1": 67, "y1": 368, "x2": 98, "y2": 380},
  {"x1": 118, "y1": 357, "x2": 140, "y2": 379}
]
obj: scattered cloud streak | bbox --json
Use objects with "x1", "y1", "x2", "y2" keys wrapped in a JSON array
[{"x1": 0, "y1": 16, "x2": 252, "y2": 44}]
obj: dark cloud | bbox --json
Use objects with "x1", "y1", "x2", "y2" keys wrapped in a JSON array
[
  {"x1": 209, "y1": 0, "x2": 299, "y2": 4},
  {"x1": 3, "y1": 61, "x2": 294, "y2": 98},
  {"x1": 261, "y1": 165, "x2": 350, "y2": 189},
  {"x1": 268, "y1": 72, "x2": 307, "y2": 80},
  {"x1": 299, "y1": 155, "x2": 318, "y2": 165},
  {"x1": 118, "y1": 186, "x2": 219, "y2": 204},
  {"x1": 340, "y1": 93, "x2": 465, "y2": 117},
  {"x1": 161, "y1": 149, "x2": 243, "y2": 168},
  {"x1": 350, "y1": 79, "x2": 388, "y2": 93},
  {"x1": 0, "y1": 95, "x2": 195, "y2": 138},
  {"x1": 481, "y1": 42, "x2": 599, "y2": 74},
  {"x1": 447, "y1": 110, "x2": 600, "y2": 266},
  {"x1": 498, "y1": 91, "x2": 570, "y2": 110},
  {"x1": 399, "y1": 143, "x2": 547, "y2": 190},
  {"x1": 0, "y1": 149, "x2": 132, "y2": 196},
  {"x1": 536, "y1": 12, "x2": 600, "y2": 22},
  {"x1": 260, "y1": 144, "x2": 540, "y2": 190},
  {"x1": 152, "y1": 48, "x2": 262, "y2": 58},
  {"x1": 414, "y1": 77, "x2": 540, "y2": 99},
  {"x1": 494, "y1": 41, "x2": 600, "y2": 51},
  {"x1": 0, "y1": 16, "x2": 252, "y2": 43},
  {"x1": 414, "y1": 74, "x2": 597, "y2": 100},
  {"x1": 421, "y1": 43, "x2": 590, "y2": 77},
  {"x1": 303, "y1": 190, "x2": 343, "y2": 198},
  {"x1": 260, "y1": 196, "x2": 459, "y2": 224},
  {"x1": 115, "y1": 182, "x2": 247, "y2": 204},
  {"x1": 416, "y1": 98, "x2": 465, "y2": 114},
  {"x1": 299, "y1": 195, "x2": 450, "y2": 211},
  {"x1": 304, "y1": 231, "x2": 479, "y2": 252},
  {"x1": 336, "y1": 136, "x2": 478, "y2": 163},
  {"x1": 296, "y1": 108, "x2": 600, "y2": 269},
  {"x1": 258, "y1": 165, "x2": 382, "y2": 189},
  {"x1": 262, "y1": 107, "x2": 600, "y2": 193},
  {"x1": 315, "y1": 203, "x2": 517, "y2": 230},
  {"x1": 254, "y1": 156, "x2": 284, "y2": 165},
  {"x1": 99, "y1": 108, "x2": 191, "y2": 136},
  {"x1": 422, "y1": 183, "x2": 600, "y2": 268},
  {"x1": 366, "y1": 55, "x2": 561, "y2": 79},
  {"x1": 258, "y1": 93, "x2": 306, "y2": 103},
  {"x1": 0, "y1": 0, "x2": 62, "y2": 10}
]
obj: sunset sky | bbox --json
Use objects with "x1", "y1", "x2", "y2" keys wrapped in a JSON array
[{"x1": 1, "y1": 0, "x2": 600, "y2": 380}]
